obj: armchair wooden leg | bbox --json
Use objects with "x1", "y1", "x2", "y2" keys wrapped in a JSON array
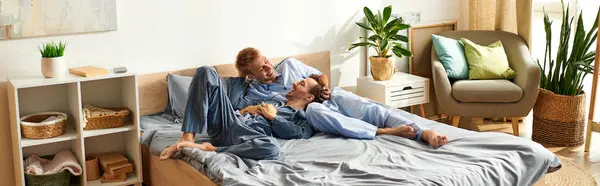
[
  {"x1": 451, "y1": 116, "x2": 460, "y2": 128},
  {"x1": 511, "y1": 117, "x2": 519, "y2": 136}
]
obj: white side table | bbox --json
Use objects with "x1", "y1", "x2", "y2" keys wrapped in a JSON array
[{"x1": 357, "y1": 72, "x2": 430, "y2": 117}]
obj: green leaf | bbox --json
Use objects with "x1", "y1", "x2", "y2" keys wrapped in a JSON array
[
  {"x1": 355, "y1": 22, "x2": 373, "y2": 31},
  {"x1": 393, "y1": 45, "x2": 412, "y2": 57},
  {"x1": 379, "y1": 39, "x2": 389, "y2": 55},
  {"x1": 382, "y1": 5, "x2": 392, "y2": 24},
  {"x1": 368, "y1": 35, "x2": 383, "y2": 42},
  {"x1": 363, "y1": 7, "x2": 378, "y2": 31},
  {"x1": 391, "y1": 35, "x2": 409, "y2": 42},
  {"x1": 383, "y1": 19, "x2": 399, "y2": 32},
  {"x1": 397, "y1": 23, "x2": 411, "y2": 30},
  {"x1": 348, "y1": 42, "x2": 376, "y2": 51}
]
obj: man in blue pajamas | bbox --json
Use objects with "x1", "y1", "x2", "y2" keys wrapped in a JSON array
[
  {"x1": 235, "y1": 47, "x2": 449, "y2": 147},
  {"x1": 159, "y1": 66, "x2": 328, "y2": 160}
]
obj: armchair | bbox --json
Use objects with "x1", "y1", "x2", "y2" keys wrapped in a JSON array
[{"x1": 431, "y1": 30, "x2": 541, "y2": 136}]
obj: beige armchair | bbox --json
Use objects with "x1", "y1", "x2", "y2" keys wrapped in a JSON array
[{"x1": 431, "y1": 30, "x2": 541, "y2": 136}]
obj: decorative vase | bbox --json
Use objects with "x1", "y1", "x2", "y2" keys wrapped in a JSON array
[
  {"x1": 369, "y1": 56, "x2": 395, "y2": 81},
  {"x1": 41, "y1": 56, "x2": 67, "y2": 78},
  {"x1": 532, "y1": 88, "x2": 586, "y2": 146}
]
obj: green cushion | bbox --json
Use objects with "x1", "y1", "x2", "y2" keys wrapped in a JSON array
[
  {"x1": 432, "y1": 35, "x2": 469, "y2": 79},
  {"x1": 461, "y1": 38, "x2": 516, "y2": 80}
]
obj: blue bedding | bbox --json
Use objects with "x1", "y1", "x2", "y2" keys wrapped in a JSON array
[{"x1": 141, "y1": 108, "x2": 561, "y2": 186}]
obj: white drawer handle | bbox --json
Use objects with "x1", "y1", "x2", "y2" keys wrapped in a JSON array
[{"x1": 403, "y1": 86, "x2": 413, "y2": 90}]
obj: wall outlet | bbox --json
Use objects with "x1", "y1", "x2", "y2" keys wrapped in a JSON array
[{"x1": 392, "y1": 12, "x2": 421, "y2": 25}]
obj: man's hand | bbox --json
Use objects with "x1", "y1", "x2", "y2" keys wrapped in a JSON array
[
  {"x1": 320, "y1": 86, "x2": 331, "y2": 102},
  {"x1": 318, "y1": 74, "x2": 331, "y2": 102},
  {"x1": 257, "y1": 103, "x2": 277, "y2": 121},
  {"x1": 240, "y1": 105, "x2": 260, "y2": 115}
]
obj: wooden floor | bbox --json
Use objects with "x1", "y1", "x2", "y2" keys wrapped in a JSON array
[{"x1": 439, "y1": 113, "x2": 600, "y2": 184}]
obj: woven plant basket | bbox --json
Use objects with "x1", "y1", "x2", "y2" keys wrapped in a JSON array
[
  {"x1": 83, "y1": 106, "x2": 130, "y2": 130},
  {"x1": 20, "y1": 112, "x2": 67, "y2": 139},
  {"x1": 369, "y1": 56, "x2": 395, "y2": 81},
  {"x1": 86, "y1": 156, "x2": 101, "y2": 181},
  {"x1": 532, "y1": 88, "x2": 586, "y2": 146}
]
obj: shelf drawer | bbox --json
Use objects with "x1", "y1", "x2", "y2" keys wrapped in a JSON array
[
  {"x1": 389, "y1": 95, "x2": 427, "y2": 108},
  {"x1": 387, "y1": 81, "x2": 427, "y2": 108},
  {"x1": 387, "y1": 82, "x2": 426, "y2": 93}
]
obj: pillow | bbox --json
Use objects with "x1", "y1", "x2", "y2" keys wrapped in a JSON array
[
  {"x1": 432, "y1": 35, "x2": 469, "y2": 79},
  {"x1": 165, "y1": 74, "x2": 193, "y2": 120},
  {"x1": 461, "y1": 38, "x2": 516, "y2": 80}
]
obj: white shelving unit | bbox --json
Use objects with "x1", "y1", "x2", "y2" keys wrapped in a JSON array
[{"x1": 7, "y1": 72, "x2": 143, "y2": 186}]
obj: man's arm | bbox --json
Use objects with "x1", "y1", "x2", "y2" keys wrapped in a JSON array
[
  {"x1": 258, "y1": 105, "x2": 314, "y2": 139},
  {"x1": 278, "y1": 58, "x2": 322, "y2": 77},
  {"x1": 270, "y1": 116, "x2": 314, "y2": 139}
]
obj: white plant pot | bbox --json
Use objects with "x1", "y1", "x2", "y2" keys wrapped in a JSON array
[{"x1": 41, "y1": 56, "x2": 67, "y2": 78}]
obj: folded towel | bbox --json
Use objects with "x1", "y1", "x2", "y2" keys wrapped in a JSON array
[{"x1": 24, "y1": 150, "x2": 82, "y2": 176}]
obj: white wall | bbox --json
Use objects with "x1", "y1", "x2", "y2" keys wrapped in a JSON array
[{"x1": 0, "y1": 0, "x2": 459, "y2": 184}]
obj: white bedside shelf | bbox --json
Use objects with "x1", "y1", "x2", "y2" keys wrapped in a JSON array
[
  {"x1": 83, "y1": 124, "x2": 135, "y2": 138},
  {"x1": 7, "y1": 72, "x2": 143, "y2": 186},
  {"x1": 87, "y1": 172, "x2": 141, "y2": 186},
  {"x1": 357, "y1": 72, "x2": 430, "y2": 117},
  {"x1": 21, "y1": 127, "x2": 78, "y2": 147}
]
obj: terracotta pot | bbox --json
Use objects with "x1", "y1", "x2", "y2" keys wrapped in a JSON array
[
  {"x1": 532, "y1": 88, "x2": 586, "y2": 146},
  {"x1": 369, "y1": 56, "x2": 395, "y2": 81},
  {"x1": 41, "y1": 56, "x2": 67, "y2": 78}
]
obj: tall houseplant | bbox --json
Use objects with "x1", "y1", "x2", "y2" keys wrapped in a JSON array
[
  {"x1": 349, "y1": 5, "x2": 413, "y2": 81},
  {"x1": 38, "y1": 41, "x2": 67, "y2": 78},
  {"x1": 533, "y1": 1, "x2": 599, "y2": 146}
]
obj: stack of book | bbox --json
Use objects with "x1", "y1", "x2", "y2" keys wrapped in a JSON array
[{"x1": 98, "y1": 152, "x2": 133, "y2": 183}]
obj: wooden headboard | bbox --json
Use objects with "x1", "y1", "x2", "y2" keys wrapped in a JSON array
[{"x1": 138, "y1": 51, "x2": 331, "y2": 116}]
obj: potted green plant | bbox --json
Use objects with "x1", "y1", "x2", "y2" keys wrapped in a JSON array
[
  {"x1": 533, "y1": 2, "x2": 599, "y2": 146},
  {"x1": 38, "y1": 41, "x2": 67, "y2": 78},
  {"x1": 349, "y1": 5, "x2": 413, "y2": 81}
]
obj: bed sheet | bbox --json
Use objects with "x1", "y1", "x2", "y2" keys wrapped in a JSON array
[{"x1": 141, "y1": 108, "x2": 561, "y2": 186}]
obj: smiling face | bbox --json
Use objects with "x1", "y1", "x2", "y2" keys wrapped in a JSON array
[
  {"x1": 246, "y1": 55, "x2": 277, "y2": 83},
  {"x1": 286, "y1": 77, "x2": 319, "y2": 102}
]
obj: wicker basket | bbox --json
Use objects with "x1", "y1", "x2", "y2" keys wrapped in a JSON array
[
  {"x1": 20, "y1": 112, "x2": 67, "y2": 139},
  {"x1": 86, "y1": 156, "x2": 101, "y2": 181},
  {"x1": 532, "y1": 88, "x2": 586, "y2": 146},
  {"x1": 83, "y1": 107, "x2": 130, "y2": 130},
  {"x1": 24, "y1": 170, "x2": 70, "y2": 186}
]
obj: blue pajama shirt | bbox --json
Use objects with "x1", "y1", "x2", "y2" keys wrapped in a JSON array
[
  {"x1": 244, "y1": 58, "x2": 426, "y2": 141},
  {"x1": 180, "y1": 66, "x2": 311, "y2": 160}
]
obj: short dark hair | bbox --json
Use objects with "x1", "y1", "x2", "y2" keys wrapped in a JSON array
[{"x1": 308, "y1": 74, "x2": 328, "y2": 103}]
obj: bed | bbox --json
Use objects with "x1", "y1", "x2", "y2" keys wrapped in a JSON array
[{"x1": 137, "y1": 51, "x2": 561, "y2": 186}]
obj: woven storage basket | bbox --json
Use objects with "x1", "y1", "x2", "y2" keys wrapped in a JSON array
[
  {"x1": 20, "y1": 112, "x2": 67, "y2": 139},
  {"x1": 86, "y1": 156, "x2": 101, "y2": 181},
  {"x1": 84, "y1": 106, "x2": 130, "y2": 130},
  {"x1": 24, "y1": 170, "x2": 70, "y2": 186},
  {"x1": 532, "y1": 88, "x2": 586, "y2": 146}
]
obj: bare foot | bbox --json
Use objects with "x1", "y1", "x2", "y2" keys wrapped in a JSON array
[
  {"x1": 422, "y1": 130, "x2": 449, "y2": 148},
  {"x1": 177, "y1": 141, "x2": 217, "y2": 151},
  {"x1": 376, "y1": 125, "x2": 416, "y2": 138},
  {"x1": 159, "y1": 141, "x2": 216, "y2": 161},
  {"x1": 159, "y1": 145, "x2": 178, "y2": 160}
]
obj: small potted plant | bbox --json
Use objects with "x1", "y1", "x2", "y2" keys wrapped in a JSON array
[
  {"x1": 349, "y1": 5, "x2": 412, "y2": 81},
  {"x1": 38, "y1": 41, "x2": 67, "y2": 78}
]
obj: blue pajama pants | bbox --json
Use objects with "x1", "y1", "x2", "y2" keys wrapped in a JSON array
[
  {"x1": 307, "y1": 87, "x2": 426, "y2": 140},
  {"x1": 181, "y1": 66, "x2": 280, "y2": 160}
]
